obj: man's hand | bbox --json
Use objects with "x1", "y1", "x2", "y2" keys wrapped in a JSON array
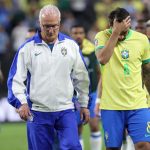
[
  {"x1": 80, "y1": 107, "x2": 90, "y2": 125},
  {"x1": 18, "y1": 103, "x2": 31, "y2": 121},
  {"x1": 113, "y1": 16, "x2": 131, "y2": 35}
]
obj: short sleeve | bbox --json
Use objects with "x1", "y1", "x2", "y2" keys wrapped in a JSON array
[{"x1": 94, "y1": 31, "x2": 106, "y2": 52}]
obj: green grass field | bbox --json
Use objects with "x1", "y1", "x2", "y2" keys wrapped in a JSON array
[{"x1": 0, "y1": 122, "x2": 105, "y2": 150}]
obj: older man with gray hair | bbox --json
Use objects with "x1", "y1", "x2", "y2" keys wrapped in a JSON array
[{"x1": 7, "y1": 4, "x2": 90, "y2": 150}]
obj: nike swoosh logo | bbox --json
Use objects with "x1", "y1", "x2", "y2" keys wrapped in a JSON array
[
  {"x1": 35, "y1": 52, "x2": 41, "y2": 56},
  {"x1": 145, "y1": 134, "x2": 150, "y2": 137}
]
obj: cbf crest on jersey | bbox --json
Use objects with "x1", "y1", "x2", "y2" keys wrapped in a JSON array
[
  {"x1": 61, "y1": 47, "x2": 67, "y2": 56},
  {"x1": 121, "y1": 50, "x2": 129, "y2": 59}
]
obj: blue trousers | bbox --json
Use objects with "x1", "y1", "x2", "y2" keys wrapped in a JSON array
[{"x1": 27, "y1": 109, "x2": 82, "y2": 150}]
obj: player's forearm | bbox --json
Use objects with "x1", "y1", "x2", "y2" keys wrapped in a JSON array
[
  {"x1": 143, "y1": 74, "x2": 150, "y2": 94},
  {"x1": 96, "y1": 31, "x2": 120, "y2": 65},
  {"x1": 142, "y1": 63, "x2": 150, "y2": 94},
  {"x1": 144, "y1": 77, "x2": 150, "y2": 94},
  {"x1": 97, "y1": 77, "x2": 102, "y2": 99},
  {"x1": 95, "y1": 78, "x2": 102, "y2": 116},
  {"x1": 96, "y1": 77, "x2": 102, "y2": 105}
]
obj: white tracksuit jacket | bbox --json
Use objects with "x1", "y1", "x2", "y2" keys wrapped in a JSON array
[{"x1": 7, "y1": 32, "x2": 90, "y2": 112}]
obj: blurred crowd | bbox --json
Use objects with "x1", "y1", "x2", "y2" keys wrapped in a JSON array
[{"x1": 0, "y1": 0, "x2": 150, "y2": 121}]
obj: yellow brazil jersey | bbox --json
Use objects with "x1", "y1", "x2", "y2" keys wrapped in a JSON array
[
  {"x1": 95, "y1": 29, "x2": 150, "y2": 110},
  {"x1": 82, "y1": 39, "x2": 95, "y2": 55}
]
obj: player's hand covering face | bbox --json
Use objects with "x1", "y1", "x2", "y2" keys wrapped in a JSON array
[{"x1": 113, "y1": 16, "x2": 131, "y2": 41}]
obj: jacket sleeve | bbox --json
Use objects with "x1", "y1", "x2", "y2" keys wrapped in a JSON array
[
  {"x1": 72, "y1": 43, "x2": 90, "y2": 108},
  {"x1": 7, "y1": 45, "x2": 29, "y2": 108}
]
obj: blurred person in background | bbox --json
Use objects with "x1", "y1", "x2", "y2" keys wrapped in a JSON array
[
  {"x1": 7, "y1": 4, "x2": 90, "y2": 150},
  {"x1": 0, "y1": 24, "x2": 6, "y2": 88},
  {"x1": 71, "y1": 24, "x2": 102, "y2": 150},
  {"x1": 25, "y1": 28, "x2": 37, "y2": 40},
  {"x1": 11, "y1": 10, "x2": 28, "y2": 52},
  {"x1": 142, "y1": 0, "x2": 150, "y2": 21},
  {"x1": 0, "y1": 0, "x2": 11, "y2": 32},
  {"x1": 0, "y1": 61, "x2": 4, "y2": 88},
  {"x1": 95, "y1": 7, "x2": 150, "y2": 150},
  {"x1": 146, "y1": 20, "x2": 150, "y2": 41},
  {"x1": 135, "y1": 19, "x2": 146, "y2": 34},
  {"x1": 0, "y1": 23, "x2": 10, "y2": 97},
  {"x1": 0, "y1": 24, "x2": 10, "y2": 59},
  {"x1": 70, "y1": 0, "x2": 96, "y2": 31}
]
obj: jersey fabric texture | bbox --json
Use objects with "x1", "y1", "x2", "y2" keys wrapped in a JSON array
[
  {"x1": 7, "y1": 32, "x2": 90, "y2": 112},
  {"x1": 95, "y1": 29, "x2": 150, "y2": 110}
]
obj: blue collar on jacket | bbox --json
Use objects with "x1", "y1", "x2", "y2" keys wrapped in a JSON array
[{"x1": 34, "y1": 31, "x2": 72, "y2": 44}]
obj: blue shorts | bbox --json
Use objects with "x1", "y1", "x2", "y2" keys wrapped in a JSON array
[
  {"x1": 75, "y1": 92, "x2": 97, "y2": 125},
  {"x1": 101, "y1": 108, "x2": 150, "y2": 148},
  {"x1": 27, "y1": 109, "x2": 81, "y2": 150}
]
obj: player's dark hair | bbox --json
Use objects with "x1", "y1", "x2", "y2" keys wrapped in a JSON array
[
  {"x1": 71, "y1": 23, "x2": 86, "y2": 32},
  {"x1": 108, "y1": 8, "x2": 130, "y2": 26},
  {"x1": 71, "y1": 24, "x2": 84, "y2": 29}
]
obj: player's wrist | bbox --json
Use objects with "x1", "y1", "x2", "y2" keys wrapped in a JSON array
[
  {"x1": 112, "y1": 30, "x2": 120, "y2": 36},
  {"x1": 96, "y1": 98, "x2": 101, "y2": 104}
]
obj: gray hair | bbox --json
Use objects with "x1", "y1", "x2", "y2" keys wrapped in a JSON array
[{"x1": 39, "y1": 5, "x2": 61, "y2": 23}]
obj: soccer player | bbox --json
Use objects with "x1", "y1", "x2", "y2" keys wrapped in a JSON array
[
  {"x1": 95, "y1": 7, "x2": 150, "y2": 150},
  {"x1": 7, "y1": 4, "x2": 90, "y2": 150},
  {"x1": 71, "y1": 24, "x2": 102, "y2": 150}
]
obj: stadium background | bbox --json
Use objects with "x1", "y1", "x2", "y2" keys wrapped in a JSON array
[{"x1": 0, "y1": 0, "x2": 150, "y2": 150}]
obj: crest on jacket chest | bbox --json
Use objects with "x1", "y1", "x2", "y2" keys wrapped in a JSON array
[{"x1": 61, "y1": 47, "x2": 67, "y2": 56}]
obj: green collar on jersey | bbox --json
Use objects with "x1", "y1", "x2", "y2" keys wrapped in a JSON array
[{"x1": 108, "y1": 28, "x2": 132, "y2": 40}]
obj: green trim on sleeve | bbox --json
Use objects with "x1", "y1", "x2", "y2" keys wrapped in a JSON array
[
  {"x1": 142, "y1": 58, "x2": 150, "y2": 64},
  {"x1": 95, "y1": 46, "x2": 104, "y2": 52}
]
